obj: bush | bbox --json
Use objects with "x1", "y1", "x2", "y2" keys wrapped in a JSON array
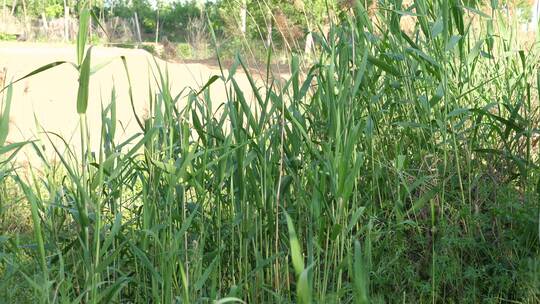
[
  {"x1": 176, "y1": 43, "x2": 192, "y2": 58},
  {"x1": 140, "y1": 43, "x2": 157, "y2": 55},
  {"x1": 0, "y1": 33, "x2": 17, "y2": 41},
  {"x1": 1, "y1": 3, "x2": 540, "y2": 303}
]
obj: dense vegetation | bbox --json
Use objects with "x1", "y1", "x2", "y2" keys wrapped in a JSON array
[
  {"x1": 3, "y1": 0, "x2": 537, "y2": 41},
  {"x1": 1, "y1": 0, "x2": 540, "y2": 303},
  {"x1": 2, "y1": 0, "x2": 329, "y2": 46},
  {"x1": 3, "y1": 0, "x2": 539, "y2": 61}
]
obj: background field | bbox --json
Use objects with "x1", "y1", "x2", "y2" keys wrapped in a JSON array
[{"x1": 0, "y1": 41, "x2": 261, "y2": 161}]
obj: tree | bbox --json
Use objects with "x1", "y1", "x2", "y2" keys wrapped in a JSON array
[{"x1": 63, "y1": 0, "x2": 68, "y2": 41}]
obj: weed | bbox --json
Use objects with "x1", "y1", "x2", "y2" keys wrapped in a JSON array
[{"x1": 0, "y1": 1, "x2": 539, "y2": 303}]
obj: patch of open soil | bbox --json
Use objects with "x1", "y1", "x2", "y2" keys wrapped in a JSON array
[{"x1": 0, "y1": 42, "x2": 259, "y2": 163}]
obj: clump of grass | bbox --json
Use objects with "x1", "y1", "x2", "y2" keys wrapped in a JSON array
[
  {"x1": 1, "y1": 1, "x2": 540, "y2": 303},
  {"x1": 0, "y1": 33, "x2": 18, "y2": 41}
]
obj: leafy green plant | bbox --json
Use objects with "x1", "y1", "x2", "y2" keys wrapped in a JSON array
[
  {"x1": 141, "y1": 43, "x2": 157, "y2": 55},
  {"x1": 177, "y1": 43, "x2": 192, "y2": 58},
  {"x1": 1, "y1": 1, "x2": 539, "y2": 303},
  {"x1": 0, "y1": 33, "x2": 17, "y2": 41}
]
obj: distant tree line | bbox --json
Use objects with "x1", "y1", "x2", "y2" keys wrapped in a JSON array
[
  {"x1": 2, "y1": 0, "x2": 538, "y2": 46},
  {"x1": 2, "y1": 0, "x2": 340, "y2": 42}
]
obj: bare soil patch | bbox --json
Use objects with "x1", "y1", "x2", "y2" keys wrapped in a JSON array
[{"x1": 0, "y1": 42, "x2": 256, "y2": 163}]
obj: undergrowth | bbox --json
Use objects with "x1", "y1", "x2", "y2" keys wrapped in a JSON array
[{"x1": 0, "y1": 1, "x2": 539, "y2": 303}]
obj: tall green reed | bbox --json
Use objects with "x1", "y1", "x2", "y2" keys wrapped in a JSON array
[{"x1": 1, "y1": 0, "x2": 539, "y2": 303}]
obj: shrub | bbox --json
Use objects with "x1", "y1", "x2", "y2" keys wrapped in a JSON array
[
  {"x1": 1, "y1": 3, "x2": 539, "y2": 303},
  {"x1": 176, "y1": 42, "x2": 192, "y2": 58},
  {"x1": 0, "y1": 33, "x2": 17, "y2": 41}
]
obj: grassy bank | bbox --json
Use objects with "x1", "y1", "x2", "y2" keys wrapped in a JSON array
[{"x1": 1, "y1": 1, "x2": 539, "y2": 303}]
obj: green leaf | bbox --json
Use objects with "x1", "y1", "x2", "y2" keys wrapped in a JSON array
[
  {"x1": 214, "y1": 297, "x2": 246, "y2": 304},
  {"x1": 77, "y1": 47, "x2": 92, "y2": 114},
  {"x1": 0, "y1": 141, "x2": 29, "y2": 156},
  {"x1": 408, "y1": 186, "x2": 440, "y2": 214},
  {"x1": 90, "y1": 9, "x2": 110, "y2": 40},
  {"x1": 406, "y1": 47, "x2": 440, "y2": 68},
  {"x1": 77, "y1": 9, "x2": 90, "y2": 66},
  {"x1": 90, "y1": 58, "x2": 115, "y2": 76},
  {"x1": 285, "y1": 212, "x2": 305, "y2": 276},
  {"x1": 446, "y1": 35, "x2": 461, "y2": 51},
  {"x1": 467, "y1": 40, "x2": 484, "y2": 64},
  {"x1": 197, "y1": 75, "x2": 221, "y2": 96},
  {"x1": 194, "y1": 256, "x2": 218, "y2": 291},
  {"x1": 347, "y1": 207, "x2": 366, "y2": 232},
  {"x1": 129, "y1": 241, "x2": 163, "y2": 284},
  {"x1": 297, "y1": 267, "x2": 312, "y2": 304},
  {"x1": 0, "y1": 84, "x2": 13, "y2": 147},
  {"x1": 353, "y1": 240, "x2": 369, "y2": 304},
  {"x1": 367, "y1": 55, "x2": 400, "y2": 77},
  {"x1": 447, "y1": 108, "x2": 469, "y2": 118},
  {"x1": 431, "y1": 18, "x2": 444, "y2": 37},
  {"x1": 0, "y1": 61, "x2": 68, "y2": 94},
  {"x1": 120, "y1": 56, "x2": 145, "y2": 131},
  {"x1": 97, "y1": 277, "x2": 130, "y2": 303}
]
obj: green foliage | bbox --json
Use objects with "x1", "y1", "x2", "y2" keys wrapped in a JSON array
[
  {"x1": 217, "y1": 0, "x2": 329, "y2": 48},
  {"x1": 44, "y1": 3, "x2": 63, "y2": 18},
  {"x1": 1, "y1": 1, "x2": 540, "y2": 303},
  {"x1": 0, "y1": 33, "x2": 17, "y2": 41},
  {"x1": 0, "y1": 85, "x2": 13, "y2": 147},
  {"x1": 110, "y1": 0, "x2": 204, "y2": 41},
  {"x1": 141, "y1": 43, "x2": 157, "y2": 55},
  {"x1": 177, "y1": 43, "x2": 192, "y2": 58},
  {"x1": 160, "y1": 1, "x2": 202, "y2": 41},
  {"x1": 10, "y1": 0, "x2": 66, "y2": 18}
]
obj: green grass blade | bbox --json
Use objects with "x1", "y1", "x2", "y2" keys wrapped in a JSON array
[
  {"x1": 77, "y1": 9, "x2": 90, "y2": 66},
  {"x1": 0, "y1": 62, "x2": 69, "y2": 94},
  {"x1": 77, "y1": 47, "x2": 92, "y2": 114},
  {"x1": 285, "y1": 212, "x2": 305, "y2": 276},
  {"x1": 0, "y1": 84, "x2": 13, "y2": 147}
]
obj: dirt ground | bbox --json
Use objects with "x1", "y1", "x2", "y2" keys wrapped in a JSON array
[{"x1": 0, "y1": 42, "x2": 259, "y2": 164}]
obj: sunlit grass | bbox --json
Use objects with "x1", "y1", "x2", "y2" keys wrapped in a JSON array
[{"x1": 1, "y1": 1, "x2": 540, "y2": 303}]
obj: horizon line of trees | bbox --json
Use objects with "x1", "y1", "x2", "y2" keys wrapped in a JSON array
[
  {"x1": 2, "y1": 1, "x2": 539, "y2": 49},
  {"x1": 2, "y1": 0, "x2": 335, "y2": 43}
]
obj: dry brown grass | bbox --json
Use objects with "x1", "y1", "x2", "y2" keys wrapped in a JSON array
[{"x1": 274, "y1": 9, "x2": 304, "y2": 50}]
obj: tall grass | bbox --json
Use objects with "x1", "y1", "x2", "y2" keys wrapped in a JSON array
[{"x1": 1, "y1": 1, "x2": 540, "y2": 303}]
